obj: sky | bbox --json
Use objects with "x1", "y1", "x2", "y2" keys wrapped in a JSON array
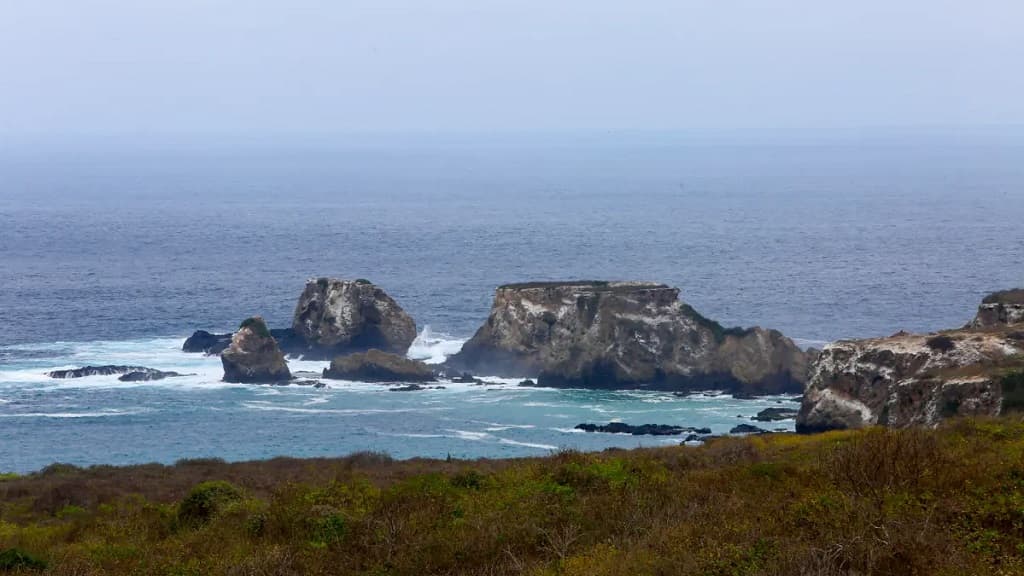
[{"x1": 1, "y1": 0, "x2": 1022, "y2": 138}]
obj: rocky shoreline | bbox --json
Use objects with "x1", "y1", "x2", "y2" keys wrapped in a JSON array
[{"x1": 46, "y1": 276, "x2": 1024, "y2": 436}]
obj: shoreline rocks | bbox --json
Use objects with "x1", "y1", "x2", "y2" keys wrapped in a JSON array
[
  {"x1": 752, "y1": 407, "x2": 799, "y2": 422},
  {"x1": 221, "y1": 317, "x2": 292, "y2": 383},
  {"x1": 323, "y1": 349, "x2": 435, "y2": 383},
  {"x1": 446, "y1": 281, "x2": 808, "y2": 395},
  {"x1": 117, "y1": 370, "x2": 189, "y2": 382},
  {"x1": 729, "y1": 423, "x2": 770, "y2": 434},
  {"x1": 575, "y1": 422, "x2": 713, "y2": 436},
  {"x1": 797, "y1": 290, "x2": 1024, "y2": 433},
  {"x1": 47, "y1": 365, "x2": 154, "y2": 379}
]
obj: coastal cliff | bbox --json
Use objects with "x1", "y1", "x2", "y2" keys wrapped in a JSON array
[
  {"x1": 797, "y1": 290, "x2": 1024, "y2": 432},
  {"x1": 446, "y1": 281, "x2": 807, "y2": 394}
]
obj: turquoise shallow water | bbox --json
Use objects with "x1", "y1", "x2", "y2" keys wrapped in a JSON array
[{"x1": 0, "y1": 335, "x2": 798, "y2": 473}]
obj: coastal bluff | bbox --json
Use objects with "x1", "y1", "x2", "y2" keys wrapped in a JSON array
[
  {"x1": 445, "y1": 281, "x2": 808, "y2": 394},
  {"x1": 797, "y1": 290, "x2": 1024, "y2": 432}
]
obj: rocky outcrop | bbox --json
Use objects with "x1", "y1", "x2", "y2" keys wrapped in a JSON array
[
  {"x1": 446, "y1": 281, "x2": 807, "y2": 394},
  {"x1": 184, "y1": 328, "x2": 303, "y2": 356},
  {"x1": 752, "y1": 407, "x2": 799, "y2": 421},
  {"x1": 323, "y1": 349, "x2": 435, "y2": 382},
  {"x1": 292, "y1": 278, "x2": 417, "y2": 359},
  {"x1": 730, "y1": 424, "x2": 771, "y2": 435},
  {"x1": 48, "y1": 365, "x2": 153, "y2": 379},
  {"x1": 118, "y1": 370, "x2": 188, "y2": 382},
  {"x1": 221, "y1": 317, "x2": 292, "y2": 383},
  {"x1": 970, "y1": 289, "x2": 1024, "y2": 328},
  {"x1": 182, "y1": 330, "x2": 232, "y2": 355},
  {"x1": 797, "y1": 326, "x2": 1024, "y2": 433},
  {"x1": 575, "y1": 423, "x2": 712, "y2": 436}
]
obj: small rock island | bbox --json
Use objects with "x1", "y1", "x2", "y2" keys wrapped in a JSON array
[{"x1": 446, "y1": 281, "x2": 808, "y2": 395}]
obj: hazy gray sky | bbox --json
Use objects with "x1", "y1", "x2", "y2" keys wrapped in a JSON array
[{"x1": 1, "y1": 0, "x2": 1022, "y2": 137}]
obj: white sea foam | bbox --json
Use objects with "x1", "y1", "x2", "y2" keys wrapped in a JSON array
[
  {"x1": 471, "y1": 420, "x2": 535, "y2": 430},
  {"x1": 407, "y1": 325, "x2": 467, "y2": 364},
  {"x1": 444, "y1": 429, "x2": 491, "y2": 441},
  {"x1": 497, "y1": 438, "x2": 558, "y2": 451},
  {"x1": 0, "y1": 408, "x2": 151, "y2": 419},
  {"x1": 241, "y1": 402, "x2": 448, "y2": 415}
]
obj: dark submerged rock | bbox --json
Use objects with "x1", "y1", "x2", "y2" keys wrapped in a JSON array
[
  {"x1": 323, "y1": 349, "x2": 435, "y2": 383},
  {"x1": 48, "y1": 365, "x2": 153, "y2": 379},
  {"x1": 730, "y1": 424, "x2": 770, "y2": 435},
  {"x1": 389, "y1": 384, "x2": 426, "y2": 392},
  {"x1": 574, "y1": 422, "x2": 712, "y2": 436},
  {"x1": 752, "y1": 407, "x2": 799, "y2": 422},
  {"x1": 117, "y1": 370, "x2": 189, "y2": 382},
  {"x1": 221, "y1": 317, "x2": 292, "y2": 383},
  {"x1": 182, "y1": 330, "x2": 232, "y2": 355}
]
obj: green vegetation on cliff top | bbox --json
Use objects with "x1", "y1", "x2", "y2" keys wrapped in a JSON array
[{"x1": 2, "y1": 418, "x2": 1024, "y2": 575}]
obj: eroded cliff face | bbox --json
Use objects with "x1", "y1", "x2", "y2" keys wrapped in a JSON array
[
  {"x1": 970, "y1": 289, "x2": 1024, "y2": 328},
  {"x1": 447, "y1": 281, "x2": 807, "y2": 394},
  {"x1": 797, "y1": 327, "x2": 1024, "y2": 433},
  {"x1": 291, "y1": 278, "x2": 417, "y2": 359}
]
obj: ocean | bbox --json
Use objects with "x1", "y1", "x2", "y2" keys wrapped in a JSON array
[{"x1": 2, "y1": 133, "x2": 1022, "y2": 472}]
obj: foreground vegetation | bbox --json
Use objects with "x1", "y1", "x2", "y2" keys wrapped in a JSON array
[{"x1": 2, "y1": 418, "x2": 1024, "y2": 575}]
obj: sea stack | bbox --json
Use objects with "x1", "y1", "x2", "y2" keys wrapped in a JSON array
[
  {"x1": 291, "y1": 278, "x2": 417, "y2": 359},
  {"x1": 221, "y1": 317, "x2": 292, "y2": 383},
  {"x1": 797, "y1": 290, "x2": 1024, "y2": 433},
  {"x1": 446, "y1": 281, "x2": 808, "y2": 395}
]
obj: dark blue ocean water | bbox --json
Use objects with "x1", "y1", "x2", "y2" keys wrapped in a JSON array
[{"x1": 1, "y1": 134, "x2": 1023, "y2": 472}]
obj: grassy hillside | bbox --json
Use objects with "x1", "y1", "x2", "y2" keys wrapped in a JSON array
[{"x1": 2, "y1": 418, "x2": 1024, "y2": 575}]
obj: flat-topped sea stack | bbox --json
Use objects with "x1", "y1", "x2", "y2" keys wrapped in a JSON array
[
  {"x1": 798, "y1": 292, "x2": 1024, "y2": 433},
  {"x1": 446, "y1": 281, "x2": 808, "y2": 394},
  {"x1": 221, "y1": 317, "x2": 292, "y2": 383},
  {"x1": 291, "y1": 278, "x2": 417, "y2": 360}
]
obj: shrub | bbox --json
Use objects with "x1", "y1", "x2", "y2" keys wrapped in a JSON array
[
  {"x1": 926, "y1": 335, "x2": 956, "y2": 352},
  {"x1": 239, "y1": 317, "x2": 271, "y2": 338},
  {"x1": 178, "y1": 481, "x2": 243, "y2": 526},
  {"x1": 1001, "y1": 370, "x2": 1024, "y2": 414},
  {"x1": 0, "y1": 548, "x2": 47, "y2": 571}
]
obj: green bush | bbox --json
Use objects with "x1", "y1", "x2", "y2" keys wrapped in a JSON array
[
  {"x1": 239, "y1": 317, "x2": 271, "y2": 338},
  {"x1": 177, "y1": 481, "x2": 243, "y2": 526},
  {"x1": 0, "y1": 548, "x2": 47, "y2": 571},
  {"x1": 1001, "y1": 370, "x2": 1024, "y2": 414},
  {"x1": 926, "y1": 334, "x2": 956, "y2": 352}
]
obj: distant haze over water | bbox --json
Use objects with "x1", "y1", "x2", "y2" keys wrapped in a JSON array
[{"x1": 3, "y1": 132, "x2": 1022, "y2": 346}]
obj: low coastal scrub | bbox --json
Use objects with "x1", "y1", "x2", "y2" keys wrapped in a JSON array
[{"x1": 2, "y1": 419, "x2": 1024, "y2": 574}]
